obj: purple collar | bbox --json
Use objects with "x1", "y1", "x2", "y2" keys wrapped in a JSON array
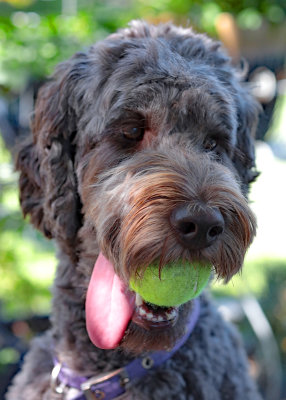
[{"x1": 51, "y1": 298, "x2": 200, "y2": 400}]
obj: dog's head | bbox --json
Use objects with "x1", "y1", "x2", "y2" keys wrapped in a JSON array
[{"x1": 16, "y1": 21, "x2": 258, "y2": 353}]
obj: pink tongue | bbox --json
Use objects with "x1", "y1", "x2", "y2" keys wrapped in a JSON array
[{"x1": 86, "y1": 252, "x2": 135, "y2": 349}]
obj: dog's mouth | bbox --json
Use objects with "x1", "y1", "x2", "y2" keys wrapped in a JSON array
[
  {"x1": 132, "y1": 293, "x2": 179, "y2": 330},
  {"x1": 85, "y1": 252, "x2": 179, "y2": 350}
]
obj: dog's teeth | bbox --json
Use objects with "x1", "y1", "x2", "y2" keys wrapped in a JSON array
[
  {"x1": 166, "y1": 309, "x2": 177, "y2": 320},
  {"x1": 138, "y1": 307, "x2": 155, "y2": 321},
  {"x1": 135, "y1": 298, "x2": 178, "y2": 325},
  {"x1": 135, "y1": 293, "x2": 143, "y2": 306},
  {"x1": 151, "y1": 315, "x2": 164, "y2": 322},
  {"x1": 139, "y1": 307, "x2": 147, "y2": 316},
  {"x1": 146, "y1": 312, "x2": 154, "y2": 320}
]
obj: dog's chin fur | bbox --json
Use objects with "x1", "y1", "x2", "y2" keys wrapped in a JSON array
[{"x1": 7, "y1": 20, "x2": 263, "y2": 400}]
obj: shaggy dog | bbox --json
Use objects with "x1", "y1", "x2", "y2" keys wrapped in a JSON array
[{"x1": 7, "y1": 21, "x2": 262, "y2": 400}]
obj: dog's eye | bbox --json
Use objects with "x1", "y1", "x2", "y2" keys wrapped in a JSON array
[
  {"x1": 122, "y1": 126, "x2": 145, "y2": 141},
  {"x1": 203, "y1": 137, "x2": 217, "y2": 152}
]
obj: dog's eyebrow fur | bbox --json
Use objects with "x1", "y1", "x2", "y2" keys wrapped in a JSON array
[
  {"x1": 102, "y1": 79, "x2": 237, "y2": 146},
  {"x1": 136, "y1": 76, "x2": 192, "y2": 89}
]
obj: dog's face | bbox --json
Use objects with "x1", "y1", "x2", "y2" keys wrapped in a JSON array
[{"x1": 17, "y1": 21, "x2": 258, "y2": 354}]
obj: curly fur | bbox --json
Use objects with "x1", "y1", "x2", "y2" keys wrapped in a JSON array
[{"x1": 7, "y1": 21, "x2": 262, "y2": 399}]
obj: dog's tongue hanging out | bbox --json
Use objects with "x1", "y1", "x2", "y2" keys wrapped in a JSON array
[{"x1": 86, "y1": 253, "x2": 135, "y2": 349}]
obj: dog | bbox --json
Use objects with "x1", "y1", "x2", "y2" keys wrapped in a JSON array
[{"x1": 6, "y1": 21, "x2": 262, "y2": 400}]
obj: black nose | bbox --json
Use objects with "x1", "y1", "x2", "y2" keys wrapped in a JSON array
[{"x1": 170, "y1": 204, "x2": 224, "y2": 250}]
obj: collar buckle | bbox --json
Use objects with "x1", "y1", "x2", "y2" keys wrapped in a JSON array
[
  {"x1": 50, "y1": 362, "x2": 68, "y2": 395},
  {"x1": 81, "y1": 368, "x2": 130, "y2": 400}
]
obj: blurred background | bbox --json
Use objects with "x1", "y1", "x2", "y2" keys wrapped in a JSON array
[{"x1": 0, "y1": 0, "x2": 285, "y2": 399}]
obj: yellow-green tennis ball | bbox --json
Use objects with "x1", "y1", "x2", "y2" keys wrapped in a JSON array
[{"x1": 130, "y1": 262, "x2": 212, "y2": 307}]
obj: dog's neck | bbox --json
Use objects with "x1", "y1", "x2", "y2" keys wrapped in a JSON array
[{"x1": 51, "y1": 299, "x2": 200, "y2": 399}]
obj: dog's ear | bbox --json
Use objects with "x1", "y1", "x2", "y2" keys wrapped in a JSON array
[
  {"x1": 16, "y1": 137, "x2": 48, "y2": 235},
  {"x1": 232, "y1": 85, "x2": 260, "y2": 194},
  {"x1": 16, "y1": 55, "x2": 85, "y2": 249}
]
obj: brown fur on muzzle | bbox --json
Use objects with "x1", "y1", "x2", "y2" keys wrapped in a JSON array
[{"x1": 85, "y1": 140, "x2": 256, "y2": 283}]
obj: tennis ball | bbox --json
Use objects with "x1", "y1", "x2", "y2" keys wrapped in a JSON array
[{"x1": 130, "y1": 261, "x2": 212, "y2": 307}]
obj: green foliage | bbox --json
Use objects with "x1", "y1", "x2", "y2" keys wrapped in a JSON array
[
  {"x1": 0, "y1": 347, "x2": 19, "y2": 366},
  {"x1": 0, "y1": 12, "x2": 96, "y2": 90},
  {"x1": 213, "y1": 258, "x2": 286, "y2": 298},
  {"x1": 0, "y1": 1, "x2": 141, "y2": 91},
  {"x1": 0, "y1": 137, "x2": 56, "y2": 318}
]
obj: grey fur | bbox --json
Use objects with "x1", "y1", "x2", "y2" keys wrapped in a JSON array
[{"x1": 7, "y1": 21, "x2": 262, "y2": 400}]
